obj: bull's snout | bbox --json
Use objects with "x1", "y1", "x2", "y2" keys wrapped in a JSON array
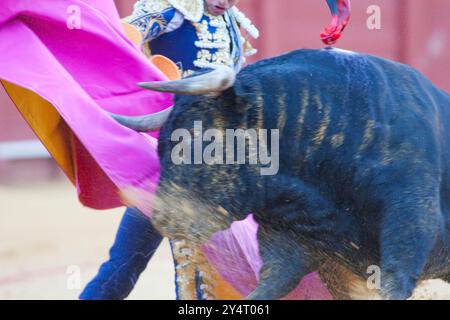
[{"x1": 152, "y1": 183, "x2": 233, "y2": 244}]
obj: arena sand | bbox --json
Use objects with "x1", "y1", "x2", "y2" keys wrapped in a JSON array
[{"x1": 0, "y1": 179, "x2": 174, "y2": 299}]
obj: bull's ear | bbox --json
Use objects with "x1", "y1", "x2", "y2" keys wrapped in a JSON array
[{"x1": 218, "y1": 80, "x2": 254, "y2": 114}]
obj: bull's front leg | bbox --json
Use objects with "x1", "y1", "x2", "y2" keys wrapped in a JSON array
[
  {"x1": 247, "y1": 223, "x2": 313, "y2": 300},
  {"x1": 248, "y1": 177, "x2": 338, "y2": 300}
]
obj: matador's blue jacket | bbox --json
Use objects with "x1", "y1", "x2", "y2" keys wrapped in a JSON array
[{"x1": 124, "y1": 0, "x2": 259, "y2": 77}]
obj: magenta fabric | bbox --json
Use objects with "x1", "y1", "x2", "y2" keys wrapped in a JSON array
[
  {"x1": 0, "y1": 0, "x2": 331, "y2": 299},
  {"x1": 0, "y1": 0, "x2": 171, "y2": 208},
  {"x1": 204, "y1": 215, "x2": 332, "y2": 300}
]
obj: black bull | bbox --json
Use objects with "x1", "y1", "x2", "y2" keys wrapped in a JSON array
[{"x1": 121, "y1": 48, "x2": 450, "y2": 299}]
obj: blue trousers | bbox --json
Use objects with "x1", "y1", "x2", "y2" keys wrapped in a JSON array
[{"x1": 80, "y1": 208, "x2": 163, "y2": 300}]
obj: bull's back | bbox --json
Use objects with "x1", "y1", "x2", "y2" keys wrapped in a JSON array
[
  {"x1": 239, "y1": 49, "x2": 450, "y2": 251},
  {"x1": 239, "y1": 48, "x2": 448, "y2": 178}
]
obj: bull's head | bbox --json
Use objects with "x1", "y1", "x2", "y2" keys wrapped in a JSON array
[{"x1": 112, "y1": 66, "x2": 260, "y2": 244}]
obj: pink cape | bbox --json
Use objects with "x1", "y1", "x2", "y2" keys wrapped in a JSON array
[
  {"x1": 204, "y1": 215, "x2": 332, "y2": 299},
  {"x1": 0, "y1": 0, "x2": 330, "y2": 299},
  {"x1": 0, "y1": 0, "x2": 171, "y2": 208}
]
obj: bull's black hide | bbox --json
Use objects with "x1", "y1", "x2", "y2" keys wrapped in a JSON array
[{"x1": 152, "y1": 48, "x2": 450, "y2": 300}]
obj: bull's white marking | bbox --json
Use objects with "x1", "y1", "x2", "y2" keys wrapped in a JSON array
[
  {"x1": 350, "y1": 241, "x2": 360, "y2": 250},
  {"x1": 326, "y1": 47, "x2": 358, "y2": 56}
]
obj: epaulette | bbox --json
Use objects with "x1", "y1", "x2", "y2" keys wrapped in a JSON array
[
  {"x1": 167, "y1": 0, "x2": 204, "y2": 22},
  {"x1": 124, "y1": 0, "x2": 173, "y2": 24},
  {"x1": 231, "y1": 6, "x2": 259, "y2": 39}
]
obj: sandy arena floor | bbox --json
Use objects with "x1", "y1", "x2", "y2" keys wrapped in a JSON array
[{"x1": 0, "y1": 179, "x2": 175, "y2": 300}]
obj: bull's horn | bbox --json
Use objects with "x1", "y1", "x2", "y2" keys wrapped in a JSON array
[
  {"x1": 138, "y1": 65, "x2": 236, "y2": 95},
  {"x1": 108, "y1": 106, "x2": 173, "y2": 132}
]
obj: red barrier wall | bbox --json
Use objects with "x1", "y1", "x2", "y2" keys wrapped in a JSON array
[{"x1": 115, "y1": 0, "x2": 449, "y2": 91}]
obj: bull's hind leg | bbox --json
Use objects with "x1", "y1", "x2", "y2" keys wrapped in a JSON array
[
  {"x1": 375, "y1": 176, "x2": 441, "y2": 300},
  {"x1": 319, "y1": 261, "x2": 382, "y2": 300}
]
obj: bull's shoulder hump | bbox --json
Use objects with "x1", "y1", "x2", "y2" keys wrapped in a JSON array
[
  {"x1": 241, "y1": 47, "x2": 411, "y2": 75},
  {"x1": 238, "y1": 48, "x2": 448, "y2": 97}
]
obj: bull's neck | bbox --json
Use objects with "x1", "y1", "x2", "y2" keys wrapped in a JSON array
[{"x1": 235, "y1": 165, "x2": 267, "y2": 218}]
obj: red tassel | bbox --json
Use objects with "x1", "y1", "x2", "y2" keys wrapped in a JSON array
[{"x1": 321, "y1": 0, "x2": 351, "y2": 45}]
